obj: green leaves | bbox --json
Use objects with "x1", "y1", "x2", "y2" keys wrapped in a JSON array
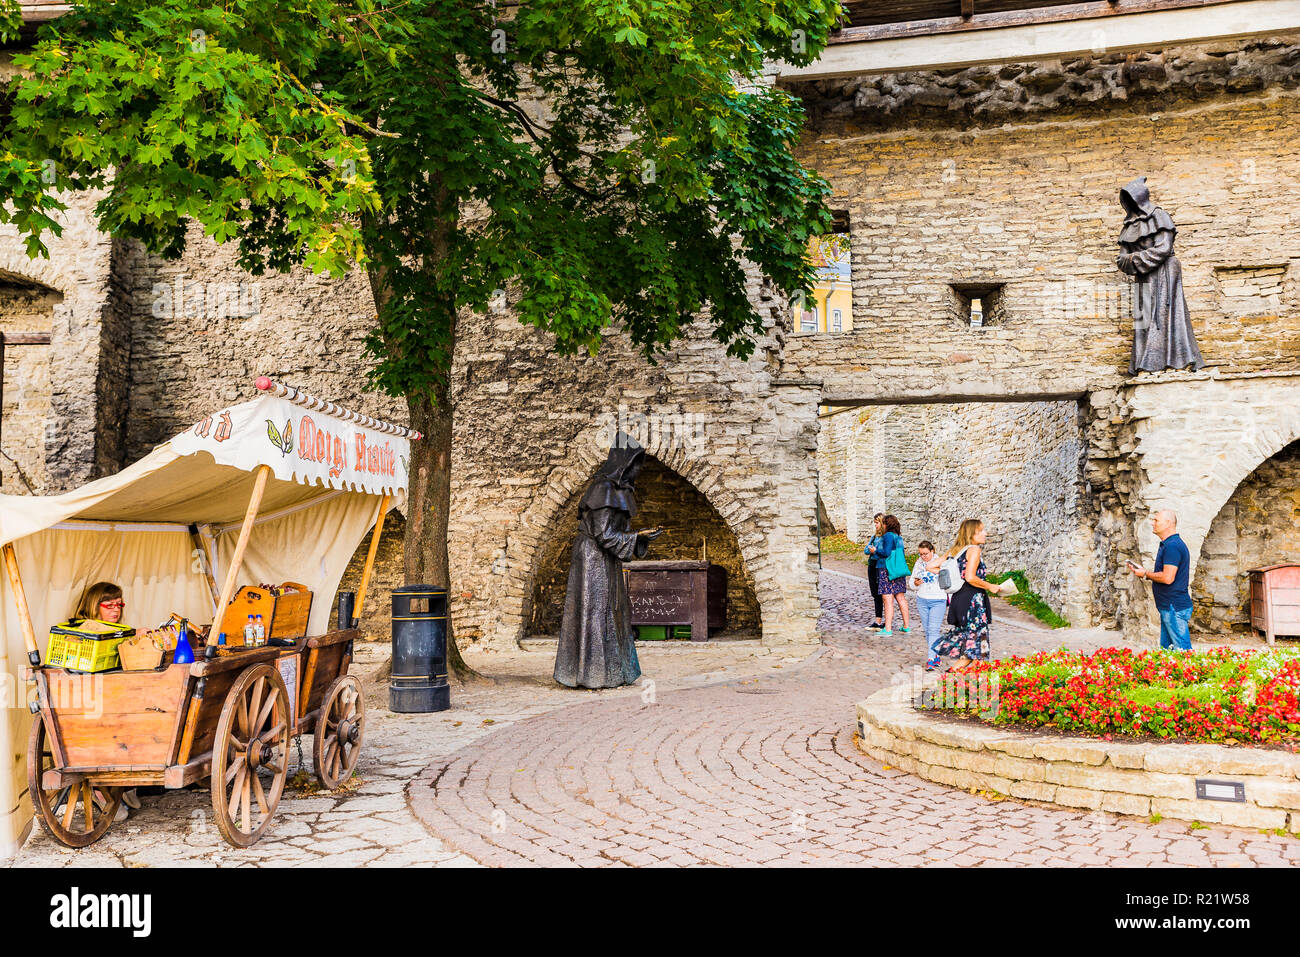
[{"x1": 0, "y1": 0, "x2": 843, "y2": 404}]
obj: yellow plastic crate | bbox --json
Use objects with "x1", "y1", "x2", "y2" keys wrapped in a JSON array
[{"x1": 45, "y1": 619, "x2": 134, "y2": 673}]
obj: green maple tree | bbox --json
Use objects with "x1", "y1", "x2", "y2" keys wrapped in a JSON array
[{"x1": 0, "y1": 0, "x2": 839, "y2": 675}]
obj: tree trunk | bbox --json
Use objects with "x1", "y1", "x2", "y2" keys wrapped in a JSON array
[
  {"x1": 405, "y1": 384, "x2": 474, "y2": 680},
  {"x1": 366, "y1": 257, "x2": 479, "y2": 681}
]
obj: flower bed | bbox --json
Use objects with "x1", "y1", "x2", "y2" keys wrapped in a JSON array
[{"x1": 934, "y1": 647, "x2": 1300, "y2": 746}]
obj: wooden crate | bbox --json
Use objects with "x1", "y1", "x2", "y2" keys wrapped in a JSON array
[
  {"x1": 1249, "y1": 564, "x2": 1300, "y2": 645},
  {"x1": 216, "y1": 582, "x2": 313, "y2": 645}
]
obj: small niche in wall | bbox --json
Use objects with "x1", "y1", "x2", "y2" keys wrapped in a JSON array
[
  {"x1": 949, "y1": 282, "x2": 1006, "y2": 330},
  {"x1": 1213, "y1": 264, "x2": 1289, "y2": 318}
]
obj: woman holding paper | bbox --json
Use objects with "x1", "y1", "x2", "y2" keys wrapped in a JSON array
[{"x1": 930, "y1": 519, "x2": 1002, "y2": 668}]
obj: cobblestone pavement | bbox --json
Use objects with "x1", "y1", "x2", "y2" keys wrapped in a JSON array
[
  {"x1": 407, "y1": 570, "x2": 1300, "y2": 867},
  {"x1": 13, "y1": 634, "x2": 806, "y2": 867}
]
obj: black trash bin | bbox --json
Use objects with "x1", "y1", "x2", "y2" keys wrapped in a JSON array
[{"x1": 389, "y1": 585, "x2": 451, "y2": 712}]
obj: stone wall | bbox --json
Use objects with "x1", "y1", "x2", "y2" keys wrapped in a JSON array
[
  {"x1": 525, "y1": 457, "x2": 763, "y2": 638},
  {"x1": 782, "y1": 53, "x2": 1300, "y2": 404},
  {"x1": 1193, "y1": 440, "x2": 1300, "y2": 637},
  {"x1": 0, "y1": 279, "x2": 60, "y2": 493},
  {"x1": 118, "y1": 227, "x2": 402, "y2": 460},
  {"x1": 818, "y1": 399, "x2": 1087, "y2": 620},
  {"x1": 447, "y1": 303, "x2": 822, "y2": 650},
  {"x1": 794, "y1": 38, "x2": 1300, "y2": 131}
]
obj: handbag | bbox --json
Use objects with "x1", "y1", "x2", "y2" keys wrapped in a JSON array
[{"x1": 884, "y1": 539, "x2": 909, "y2": 580}]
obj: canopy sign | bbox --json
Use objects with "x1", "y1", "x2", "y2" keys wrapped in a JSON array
[{"x1": 171, "y1": 393, "x2": 410, "y2": 498}]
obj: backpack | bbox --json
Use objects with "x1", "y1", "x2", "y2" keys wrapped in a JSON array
[{"x1": 937, "y1": 546, "x2": 971, "y2": 595}]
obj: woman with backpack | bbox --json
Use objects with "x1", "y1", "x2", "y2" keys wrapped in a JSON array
[
  {"x1": 863, "y1": 513, "x2": 885, "y2": 628},
  {"x1": 931, "y1": 518, "x2": 1001, "y2": 668},
  {"x1": 874, "y1": 514, "x2": 911, "y2": 636}
]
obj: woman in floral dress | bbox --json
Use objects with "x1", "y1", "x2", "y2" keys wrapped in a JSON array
[{"x1": 932, "y1": 519, "x2": 1002, "y2": 668}]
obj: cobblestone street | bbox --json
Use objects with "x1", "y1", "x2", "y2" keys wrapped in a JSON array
[
  {"x1": 15, "y1": 569, "x2": 1300, "y2": 867},
  {"x1": 411, "y1": 569, "x2": 1300, "y2": 867}
]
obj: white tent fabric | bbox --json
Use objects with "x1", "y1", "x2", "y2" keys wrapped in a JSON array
[{"x1": 0, "y1": 393, "x2": 410, "y2": 857}]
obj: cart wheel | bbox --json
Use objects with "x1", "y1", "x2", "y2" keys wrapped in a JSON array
[
  {"x1": 27, "y1": 718, "x2": 121, "y2": 848},
  {"x1": 314, "y1": 675, "x2": 366, "y2": 789},
  {"x1": 212, "y1": 663, "x2": 290, "y2": 848}
]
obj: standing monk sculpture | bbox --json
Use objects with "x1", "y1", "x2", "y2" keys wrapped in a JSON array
[
  {"x1": 1116, "y1": 176, "x2": 1205, "y2": 374},
  {"x1": 554, "y1": 435, "x2": 663, "y2": 689}
]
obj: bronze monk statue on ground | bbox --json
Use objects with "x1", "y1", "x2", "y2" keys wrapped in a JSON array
[
  {"x1": 554, "y1": 434, "x2": 663, "y2": 689},
  {"x1": 1116, "y1": 176, "x2": 1205, "y2": 374}
]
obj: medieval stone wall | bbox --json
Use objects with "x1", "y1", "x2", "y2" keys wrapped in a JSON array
[
  {"x1": 118, "y1": 226, "x2": 402, "y2": 460},
  {"x1": 818, "y1": 399, "x2": 1087, "y2": 620},
  {"x1": 782, "y1": 45, "x2": 1300, "y2": 403},
  {"x1": 4, "y1": 35, "x2": 1299, "y2": 649},
  {"x1": 794, "y1": 38, "x2": 1300, "y2": 132},
  {"x1": 0, "y1": 280, "x2": 59, "y2": 493}
]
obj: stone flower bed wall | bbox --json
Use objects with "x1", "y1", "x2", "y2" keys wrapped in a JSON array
[{"x1": 857, "y1": 686, "x2": 1300, "y2": 831}]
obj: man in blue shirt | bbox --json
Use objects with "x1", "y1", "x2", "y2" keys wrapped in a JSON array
[{"x1": 1128, "y1": 509, "x2": 1194, "y2": 651}]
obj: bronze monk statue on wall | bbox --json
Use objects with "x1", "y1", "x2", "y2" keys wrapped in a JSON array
[
  {"x1": 554, "y1": 434, "x2": 663, "y2": 689},
  {"x1": 1116, "y1": 176, "x2": 1205, "y2": 374}
]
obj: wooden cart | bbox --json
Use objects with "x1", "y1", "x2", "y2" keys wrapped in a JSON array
[
  {"x1": 26, "y1": 627, "x2": 366, "y2": 848},
  {"x1": 2, "y1": 379, "x2": 413, "y2": 850}
]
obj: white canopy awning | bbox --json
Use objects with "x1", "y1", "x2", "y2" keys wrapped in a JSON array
[{"x1": 0, "y1": 391, "x2": 412, "y2": 857}]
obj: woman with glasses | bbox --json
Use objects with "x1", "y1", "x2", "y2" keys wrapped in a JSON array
[
  {"x1": 77, "y1": 581, "x2": 126, "y2": 624},
  {"x1": 67, "y1": 582, "x2": 140, "y2": 816}
]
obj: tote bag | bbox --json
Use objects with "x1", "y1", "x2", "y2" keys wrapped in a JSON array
[{"x1": 885, "y1": 541, "x2": 909, "y2": 580}]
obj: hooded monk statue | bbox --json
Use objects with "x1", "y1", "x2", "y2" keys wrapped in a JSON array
[
  {"x1": 554, "y1": 434, "x2": 663, "y2": 689},
  {"x1": 1116, "y1": 176, "x2": 1205, "y2": 374}
]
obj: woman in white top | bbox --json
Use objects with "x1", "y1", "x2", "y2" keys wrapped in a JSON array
[{"x1": 910, "y1": 541, "x2": 947, "y2": 670}]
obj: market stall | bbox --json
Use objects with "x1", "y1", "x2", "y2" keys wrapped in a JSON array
[{"x1": 0, "y1": 379, "x2": 414, "y2": 854}]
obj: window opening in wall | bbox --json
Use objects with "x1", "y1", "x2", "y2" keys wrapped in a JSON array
[
  {"x1": 800, "y1": 210, "x2": 852, "y2": 335},
  {"x1": 801, "y1": 307, "x2": 818, "y2": 333},
  {"x1": 949, "y1": 282, "x2": 1005, "y2": 330}
]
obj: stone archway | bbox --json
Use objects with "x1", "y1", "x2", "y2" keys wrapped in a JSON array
[
  {"x1": 1192, "y1": 439, "x2": 1300, "y2": 637},
  {"x1": 524, "y1": 455, "x2": 762, "y2": 639},
  {"x1": 1126, "y1": 373, "x2": 1300, "y2": 583},
  {"x1": 486, "y1": 423, "x2": 780, "y2": 650},
  {"x1": 1113, "y1": 372, "x2": 1300, "y2": 640}
]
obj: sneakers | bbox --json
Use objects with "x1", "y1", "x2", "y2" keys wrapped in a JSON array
[
  {"x1": 899, "y1": 626, "x2": 911, "y2": 633},
  {"x1": 925, "y1": 656, "x2": 941, "y2": 671},
  {"x1": 878, "y1": 628, "x2": 892, "y2": 637}
]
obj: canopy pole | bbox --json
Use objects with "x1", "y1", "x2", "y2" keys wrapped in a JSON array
[
  {"x1": 208, "y1": 465, "x2": 272, "y2": 651},
  {"x1": 353, "y1": 493, "x2": 391, "y2": 626},
  {"x1": 2, "y1": 543, "x2": 41, "y2": 666}
]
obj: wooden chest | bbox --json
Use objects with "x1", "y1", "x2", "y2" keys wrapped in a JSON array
[
  {"x1": 1249, "y1": 564, "x2": 1300, "y2": 645},
  {"x1": 216, "y1": 582, "x2": 313, "y2": 645},
  {"x1": 624, "y1": 561, "x2": 727, "y2": 641}
]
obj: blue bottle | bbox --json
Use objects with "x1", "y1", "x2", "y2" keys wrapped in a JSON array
[{"x1": 173, "y1": 623, "x2": 196, "y2": 664}]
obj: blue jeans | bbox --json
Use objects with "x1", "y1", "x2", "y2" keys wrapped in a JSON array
[
  {"x1": 916, "y1": 597, "x2": 947, "y2": 657},
  {"x1": 1159, "y1": 605, "x2": 1193, "y2": 651}
]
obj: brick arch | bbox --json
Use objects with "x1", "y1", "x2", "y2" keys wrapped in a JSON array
[{"x1": 503, "y1": 423, "x2": 773, "y2": 648}]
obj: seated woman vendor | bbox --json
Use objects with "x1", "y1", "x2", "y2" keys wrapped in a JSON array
[
  {"x1": 71, "y1": 581, "x2": 141, "y2": 816},
  {"x1": 77, "y1": 581, "x2": 126, "y2": 624}
]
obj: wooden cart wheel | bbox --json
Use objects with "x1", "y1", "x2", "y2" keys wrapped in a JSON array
[
  {"x1": 27, "y1": 717, "x2": 121, "y2": 848},
  {"x1": 212, "y1": 663, "x2": 290, "y2": 848},
  {"x1": 314, "y1": 675, "x2": 365, "y2": 789}
]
